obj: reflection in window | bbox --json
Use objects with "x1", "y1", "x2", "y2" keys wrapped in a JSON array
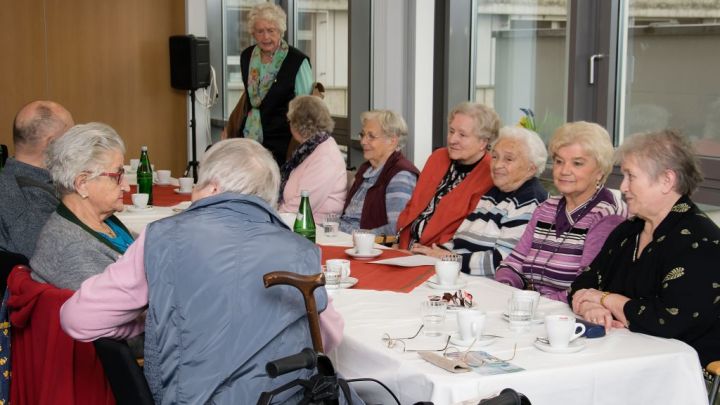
[
  {"x1": 622, "y1": 0, "x2": 720, "y2": 157},
  {"x1": 296, "y1": 0, "x2": 348, "y2": 117},
  {"x1": 473, "y1": 1, "x2": 568, "y2": 143}
]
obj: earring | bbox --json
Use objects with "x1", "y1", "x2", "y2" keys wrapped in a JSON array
[{"x1": 596, "y1": 179, "x2": 602, "y2": 190}]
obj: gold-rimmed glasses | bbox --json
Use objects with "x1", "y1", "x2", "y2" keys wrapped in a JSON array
[
  {"x1": 443, "y1": 342, "x2": 518, "y2": 367},
  {"x1": 382, "y1": 326, "x2": 452, "y2": 353}
]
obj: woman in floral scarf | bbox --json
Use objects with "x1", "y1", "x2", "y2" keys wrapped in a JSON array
[{"x1": 225, "y1": 3, "x2": 313, "y2": 165}]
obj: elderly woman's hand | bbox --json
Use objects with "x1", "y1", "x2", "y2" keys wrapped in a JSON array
[
  {"x1": 572, "y1": 288, "x2": 605, "y2": 313},
  {"x1": 411, "y1": 243, "x2": 450, "y2": 258},
  {"x1": 576, "y1": 302, "x2": 615, "y2": 331}
]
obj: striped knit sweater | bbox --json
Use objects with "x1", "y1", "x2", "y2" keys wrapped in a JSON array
[
  {"x1": 494, "y1": 187, "x2": 627, "y2": 302},
  {"x1": 442, "y1": 178, "x2": 547, "y2": 277}
]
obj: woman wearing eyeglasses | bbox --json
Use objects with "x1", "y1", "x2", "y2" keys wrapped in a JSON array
[
  {"x1": 339, "y1": 110, "x2": 419, "y2": 237},
  {"x1": 223, "y1": 3, "x2": 313, "y2": 165},
  {"x1": 30, "y1": 122, "x2": 134, "y2": 290}
]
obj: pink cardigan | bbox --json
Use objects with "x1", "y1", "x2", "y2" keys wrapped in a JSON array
[{"x1": 279, "y1": 137, "x2": 347, "y2": 223}]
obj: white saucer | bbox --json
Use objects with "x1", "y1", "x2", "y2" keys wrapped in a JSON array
[
  {"x1": 344, "y1": 248, "x2": 382, "y2": 260},
  {"x1": 126, "y1": 205, "x2": 154, "y2": 213},
  {"x1": 174, "y1": 188, "x2": 193, "y2": 195},
  {"x1": 325, "y1": 277, "x2": 358, "y2": 290},
  {"x1": 502, "y1": 311, "x2": 545, "y2": 324},
  {"x1": 449, "y1": 333, "x2": 497, "y2": 347},
  {"x1": 426, "y1": 275, "x2": 467, "y2": 291},
  {"x1": 533, "y1": 339, "x2": 586, "y2": 354}
]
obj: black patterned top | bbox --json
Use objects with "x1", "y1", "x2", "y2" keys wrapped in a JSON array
[{"x1": 570, "y1": 195, "x2": 720, "y2": 367}]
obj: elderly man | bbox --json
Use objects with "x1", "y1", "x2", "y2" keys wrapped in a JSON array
[
  {"x1": 0, "y1": 100, "x2": 74, "y2": 258},
  {"x1": 60, "y1": 139, "x2": 348, "y2": 404}
]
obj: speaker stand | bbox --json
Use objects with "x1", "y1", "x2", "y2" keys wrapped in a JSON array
[{"x1": 184, "y1": 90, "x2": 199, "y2": 182}]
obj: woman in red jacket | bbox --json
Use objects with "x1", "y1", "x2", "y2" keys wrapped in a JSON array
[{"x1": 396, "y1": 102, "x2": 499, "y2": 249}]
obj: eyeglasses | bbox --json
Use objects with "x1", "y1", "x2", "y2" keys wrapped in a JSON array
[
  {"x1": 382, "y1": 325, "x2": 451, "y2": 352},
  {"x1": 358, "y1": 131, "x2": 382, "y2": 141},
  {"x1": 254, "y1": 28, "x2": 279, "y2": 36},
  {"x1": 97, "y1": 167, "x2": 125, "y2": 185}
]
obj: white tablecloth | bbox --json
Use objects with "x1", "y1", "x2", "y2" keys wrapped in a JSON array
[{"x1": 328, "y1": 275, "x2": 708, "y2": 405}]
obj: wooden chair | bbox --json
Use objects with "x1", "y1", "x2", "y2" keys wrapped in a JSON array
[
  {"x1": 93, "y1": 338, "x2": 154, "y2": 405},
  {"x1": 708, "y1": 361, "x2": 720, "y2": 404}
]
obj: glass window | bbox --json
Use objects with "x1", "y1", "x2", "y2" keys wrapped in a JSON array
[
  {"x1": 296, "y1": 0, "x2": 349, "y2": 117},
  {"x1": 473, "y1": 1, "x2": 568, "y2": 143},
  {"x1": 619, "y1": 0, "x2": 720, "y2": 157}
]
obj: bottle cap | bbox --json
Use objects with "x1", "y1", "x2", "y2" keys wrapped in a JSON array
[
  {"x1": 300, "y1": 190, "x2": 309, "y2": 197},
  {"x1": 141, "y1": 146, "x2": 148, "y2": 151}
]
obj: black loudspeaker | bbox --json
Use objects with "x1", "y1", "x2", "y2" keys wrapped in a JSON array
[{"x1": 169, "y1": 35, "x2": 210, "y2": 90}]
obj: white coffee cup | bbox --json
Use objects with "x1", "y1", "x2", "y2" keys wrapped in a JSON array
[
  {"x1": 178, "y1": 177, "x2": 194, "y2": 193},
  {"x1": 130, "y1": 158, "x2": 140, "y2": 171},
  {"x1": 512, "y1": 290, "x2": 540, "y2": 318},
  {"x1": 326, "y1": 259, "x2": 351, "y2": 279},
  {"x1": 457, "y1": 309, "x2": 486, "y2": 341},
  {"x1": 322, "y1": 265, "x2": 340, "y2": 286},
  {"x1": 434, "y1": 260, "x2": 460, "y2": 286},
  {"x1": 131, "y1": 193, "x2": 149, "y2": 209},
  {"x1": 156, "y1": 169, "x2": 171, "y2": 185},
  {"x1": 353, "y1": 229, "x2": 375, "y2": 255},
  {"x1": 545, "y1": 314, "x2": 586, "y2": 348}
]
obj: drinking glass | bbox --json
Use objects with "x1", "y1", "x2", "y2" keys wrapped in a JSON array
[
  {"x1": 507, "y1": 297, "x2": 533, "y2": 332},
  {"x1": 323, "y1": 213, "x2": 340, "y2": 237},
  {"x1": 421, "y1": 300, "x2": 447, "y2": 337}
]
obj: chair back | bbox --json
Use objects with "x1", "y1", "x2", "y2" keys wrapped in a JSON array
[
  {"x1": 0, "y1": 144, "x2": 7, "y2": 168},
  {"x1": 93, "y1": 338, "x2": 154, "y2": 405},
  {"x1": 0, "y1": 251, "x2": 28, "y2": 295}
]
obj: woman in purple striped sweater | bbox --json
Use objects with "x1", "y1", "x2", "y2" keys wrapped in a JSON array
[{"x1": 495, "y1": 121, "x2": 627, "y2": 302}]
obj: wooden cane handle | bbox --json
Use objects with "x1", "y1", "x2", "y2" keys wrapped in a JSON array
[{"x1": 263, "y1": 271, "x2": 326, "y2": 353}]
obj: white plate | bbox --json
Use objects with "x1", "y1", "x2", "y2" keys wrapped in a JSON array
[
  {"x1": 449, "y1": 333, "x2": 497, "y2": 347},
  {"x1": 325, "y1": 277, "x2": 358, "y2": 290},
  {"x1": 174, "y1": 188, "x2": 193, "y2": 195},
  {"x1": 344, "y1": 248, "x2": 382, "y2": 260},
  {"x1": 126, "y1": 205, "x2": 154, "y2": 213},
  {"x1": 533, "y1": 338, "x2": 586, "y2": 354},
  {"x1": 425, "y1": 276, "x2": 467, "y2": 291},
  {"x1": 502, "y1": 311, "x2": 545, "y2": 324}
]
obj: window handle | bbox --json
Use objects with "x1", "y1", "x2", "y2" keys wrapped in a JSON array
[{"x1": 589, "y1": 54, "x2": 605, "y2": 85}]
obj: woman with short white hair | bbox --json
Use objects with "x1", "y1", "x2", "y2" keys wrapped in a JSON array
[
  {"x1": 31, "y1": 122, "x2": 134, "y2": 290},
  {"x1": 412, "y1": 126, "x2": 548, "y2": 276},
  {"x1": 223, "y1": 2, "x2": 313, "y2": 165}
]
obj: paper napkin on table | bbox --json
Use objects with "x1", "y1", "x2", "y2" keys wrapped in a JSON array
[{"x1": 418, "y1": 351, "x2": 471, "y2": 373}]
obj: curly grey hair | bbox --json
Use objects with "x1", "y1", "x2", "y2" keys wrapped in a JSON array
[
  {"x1": 287, "y1": 95, "x2": 334, "y2": 141},
  {"x1": 46, "y1": 122, "x2": 126, "y2": 196},
  {"x1": 197, "y1": 138, "x2": 280, "y2": 207},
  {"x1": 247, "y1": 3, "x2": 287, "y2": 37},
  {"x1": 448, "y1": 102, "x2": 501, "y2": 145},
  {"x1": 361, "y1": 110, "x2": 408, "y2": 150}
]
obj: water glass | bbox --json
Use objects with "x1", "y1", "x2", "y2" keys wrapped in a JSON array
[
  {"x1": 323, "y1": 213, "x2": 340, "y2": 237},
  {"x1": 507, "y1": 297, "x2": 534, "y2": 332},
  {"x1": 421, "y1": 300, "x2": 447, "y2": 337}
]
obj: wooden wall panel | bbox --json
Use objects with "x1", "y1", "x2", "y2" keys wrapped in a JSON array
[
  {"x1": 1, "y1": 0, "x2": 47, "y2": 155},
  {"x1": 2, "y1": 0, "x2": 187, "y2": 176}
]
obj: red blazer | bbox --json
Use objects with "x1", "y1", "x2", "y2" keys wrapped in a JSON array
[
  {"x1": 8, "y1": 266, "x2": 114, "y2": 405},
  {"x1": 396, "y1": 148, "x2": 493, "y2": 249}
]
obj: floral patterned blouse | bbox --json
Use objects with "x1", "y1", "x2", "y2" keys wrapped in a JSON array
[{"x1": 570, "y1": 195, "x2": 720, "y2": 367}]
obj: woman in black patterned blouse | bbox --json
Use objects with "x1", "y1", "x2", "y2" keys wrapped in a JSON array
[{"x1": 570, "y1": 129, "x2": 720, "y2": 368}]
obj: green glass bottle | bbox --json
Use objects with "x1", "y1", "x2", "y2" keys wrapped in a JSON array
[
  {"x1": 137, "y1": 146, "x2": 154, "y2": 206},
  {"x1": 293, "y1": 190, "x2": 316, "y2": 242}
]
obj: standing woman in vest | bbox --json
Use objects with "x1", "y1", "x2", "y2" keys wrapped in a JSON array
[
  {"x1": 224, "y1": 3, "x2": 313, "y2": 165},
  {"x1": 340, "y1": 110, "x2": 419, "y2": 238}
]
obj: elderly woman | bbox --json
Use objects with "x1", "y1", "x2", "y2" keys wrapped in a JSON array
[
  {"x1": 223, "y1": 3, "x2": 312, "y2": 165},
  {"x1": 30, "y1": 123, "x2": 133, "y2": 290},
  {"x1": 494, "y1": 121, "x2": 627, "y2": 302},
  {"x1": 340, "y1": 110, "x2": 419, "y2": 237},
  {"x1": 412, "y1": 126, "x2": 548, "y2": 276},
  {"x1": 277, "y1": 95, "x2": 346, "y2": 222},
  {"x1": 59, "y1": 139, "x2": 352, "y2": 403},
  {"x1": 396, "y1": 102, "x2": 499, "y2": 249},
  {"x1": 571, "y1": 129, "x2": 720, "y2": 368}
]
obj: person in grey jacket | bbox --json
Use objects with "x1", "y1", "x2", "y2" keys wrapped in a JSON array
[
  {"x1": 31, "y1": 122, "x2": 134, "y2": 290},
  {"x1": 0, "y1": 100, "x2": 74, "y2": 259},
  {"x1": 60, "y1": 139, "x2": 355, "y2": 404}
]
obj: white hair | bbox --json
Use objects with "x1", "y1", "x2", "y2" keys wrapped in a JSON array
[
  {"x1": 246, "y1": 3, "x2": 287, "y2": 37},
  {"x1": 46, "y1": 122, "x2": 125, "y2": 196},
  {"x1": 492, "y1": 126, "x2": 548, "y2": 177},
  {"x1": 197, "y1": 138, "x2": 280, "y2": 207}
]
